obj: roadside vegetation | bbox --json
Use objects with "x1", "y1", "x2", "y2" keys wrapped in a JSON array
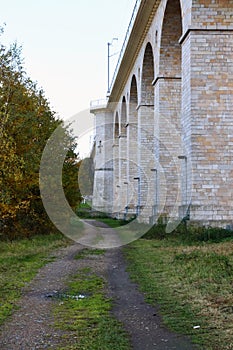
[
  {"x1": 0, "y1": 27, "x2": 81, "y2": 241},
  {"x1": 125, "y1": 222, "x2": 233, "y2": 350},
  {"x1": 76, "y1": 203, "x2": 129, "y2": 228},
  {"x1": 0, "y1": 233, "x2": 70, "y2": 325}
]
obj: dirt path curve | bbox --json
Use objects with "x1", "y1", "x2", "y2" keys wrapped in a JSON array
[{"x1": 0, "y1": 225, "x2": 197, "y2": 349}]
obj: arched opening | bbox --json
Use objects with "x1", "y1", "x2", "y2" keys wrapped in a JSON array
[
  {"x1": 130, "y1": 75, "x2": 138, "y2": 108},
  {"x1": 120, "y1": 96, "x2": 127, "y2": 136},
  {"x1": 118, "y1": 96, "x2": 128, "y2": 217},
  {"x1": 128, "y1": 75, "x2": 139, "y2": 216},
  {"x1": 141, "y1": 43, "x2": 154, "y2": 105},
  {"x1": 156, "y1": 0, "x2": 183, "y2": 219},
  {"x1": 138, "y1": 42, "x2": 155, "y2": 221},
  {"x1": 159, "y1": 0, "x2": 182, "y2": 76}
]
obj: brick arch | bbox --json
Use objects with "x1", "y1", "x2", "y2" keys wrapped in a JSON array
[
  {"x1": 141, "y1": 42, "x2": 155, "y2": 105},
  {"x1": 155, "y1": 0, "x2": 183, "y2": 217},
  {"x1": 129, "y1": 75, "x2": 138, "y2": 121},
  {"x1": 120, "y1": 96, "x2": 127, "y2": 136},
  {"x1": 127, "y1": 74, "x2": 139, "y2": 216},
  {"x1": 159, "y1": 0, "x2": 182, "y2": 76},
  {"x1": 129, "y1": 75, "x2": 138, "y2": 104}
]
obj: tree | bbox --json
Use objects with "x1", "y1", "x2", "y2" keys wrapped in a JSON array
[
  {"x1": 0, "y1": 31, "x2": 81, "y2": 239},
  {"x1": 78, "y1": 157, "x2": 94, "y2": 198}
]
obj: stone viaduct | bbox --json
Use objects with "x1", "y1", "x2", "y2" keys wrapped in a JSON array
[{"x1": 90, "y1": 0, "x2": 233, "y2": 229}]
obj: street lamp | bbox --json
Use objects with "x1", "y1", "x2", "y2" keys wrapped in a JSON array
[
  {"x1": 107, "y1": 38, "x2": 118, "y2": 95},
  {"x1": 124, "y1": 182, "x2": 129, "y2": 220},
  {"x1": 134, "y1": 177, "x2": 141, "y2": 216},
  {"x1": 178, "y1": 156, "x2": 187, "y2": 205},
  {"x1": 151, "y1": 169, "x2": 158, "y2": 217}
]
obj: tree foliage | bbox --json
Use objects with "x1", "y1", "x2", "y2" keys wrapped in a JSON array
[
  {"x1": 78, "y1": 157, "x2": 94, "y2": 197},
  {"x1": 0, "y1": 31, "x2": 81, "y2": 239}
]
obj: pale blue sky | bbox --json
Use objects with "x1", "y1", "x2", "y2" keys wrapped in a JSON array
[{"x1": 0, "y1": 0, "x2": 135, "y2": 119}]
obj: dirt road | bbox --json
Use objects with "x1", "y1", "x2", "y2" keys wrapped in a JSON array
[{"x1": 0, "y1": 229, "x2": 197, "y2": 349}]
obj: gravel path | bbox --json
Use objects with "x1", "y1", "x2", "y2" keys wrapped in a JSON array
[
  {"x1": 0, "y1": 227, "x2": 197, "y2": 349},
  {"x1": 79, "y1": 219, "x2": 123, "y2": 248}
]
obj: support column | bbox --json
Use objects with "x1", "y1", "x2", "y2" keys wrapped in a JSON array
[
  {"x1": 118, "y1": 133, "x2": 128, "y2": 218},
  {"x1": 181, "y1": 29, "x2": 233, "y2": 227},
  {"x1": 137, "y1": 104, "x2": 156, "y2": 223},
  {"x1": 112, "y1": 142, "x2": 120, "y2": 214},
  {"x1": 127, "y1": 121, "x2": 138, "y2": 217},
  {"x1": 154, "y1": 77, "x2": 182, "y2": 220},
  {"x1": 91, "y1": 108, "x2": 114, "y2": 214}
]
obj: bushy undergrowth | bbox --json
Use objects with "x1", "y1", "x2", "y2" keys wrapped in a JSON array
[
  {"x1": 76, "y1": 204, "x2": 110, "y2": 219},
  {"x1": 143, "y1": 219, "x2": 233, "y2": 243}
]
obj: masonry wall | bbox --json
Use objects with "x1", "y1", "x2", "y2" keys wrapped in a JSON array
[
  {"x1": 192, "y1": 0, "x2": 233, "y2": 29},
  {"x1": 118, "y1": 133, "x2": 128, "y2": 217},
  {"x1": 92, "y1": 110, "x2": 114, "y2": 214},
  {"x1": 138, "y1": 105, "x2": 156, "y2": 222},
  {"x1": 91, "y1": 0, "x2": 233, "y2": 229},
  {"x1": 127, "y1": 100, "x2": 139, "y2": 216},
  {"x1": 155, "y1": 78, "x2": 182, "y2": 216},
  {"x1": 184, "y1": 30, "x2": 233, "y2": 225}
]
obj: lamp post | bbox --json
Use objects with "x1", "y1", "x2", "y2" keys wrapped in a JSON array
[
  {"x1": 151, "y1": 169, "x2": 157, "y2": 218},
  {"x1": 107, "y1": 38, "x2": 118, "y2": 95},
  {"x1": 124, "y1": 182, "x2": 129, "y2": 220},
  {"x1": 134, "y1": 177, "x2": 140, "y2": 216},
  {"x1": 178, "y1": 156, "x2": 187, "y2": 204}
]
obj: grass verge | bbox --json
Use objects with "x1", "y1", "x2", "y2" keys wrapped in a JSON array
[
  {"x1": 96, "y1": 218, "x2": 128, "y2": 228},
  {"x1": 53, "y1": 265, "x2": 130, "y2": 350},
  {"x1": 0, "y1": 232, "x2": 70, "y2": 325},
  {"x1": 75, "y1": 248, "x2": 106, "y2": 260},
  {"x1": 125, "y1": 238, "x2": 233, "y2": 350}
]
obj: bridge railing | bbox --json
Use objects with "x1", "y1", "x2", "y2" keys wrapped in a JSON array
[
  {"x1": 109, "y1": 0, "x2": 141, "y2": 92},
  {"x1": 90, "y1": 98, "x2": 108, "y2": 111}
]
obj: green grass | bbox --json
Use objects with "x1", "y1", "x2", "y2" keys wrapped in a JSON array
[
  {"x1": 0, "y1": 232, "x2": 70, "y2": 325},
  {"x1": 53, "y1": 267, "x2": 131, "y2": 350},
  {"x1": 143, "y1": 221, "x2": 233, "y2": 243},
  {"x1": 0, "y1": 234, "x2": 130, "y2": 348},
  {"x1": 96, "y1": 218, "x2": 128, "y2": 228},
  {"x1": 78, "y1": 203, "x2": 92, "y2": 209},
  {"x1": 125, "y1": 237, "x2": 233, "y2": 350},
  {"x1": 75, "y1": 248, "x2": 106, "y2": 259},
  {"x1": 75, "y1": 204, "x2": 109, "y2": 219}
]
